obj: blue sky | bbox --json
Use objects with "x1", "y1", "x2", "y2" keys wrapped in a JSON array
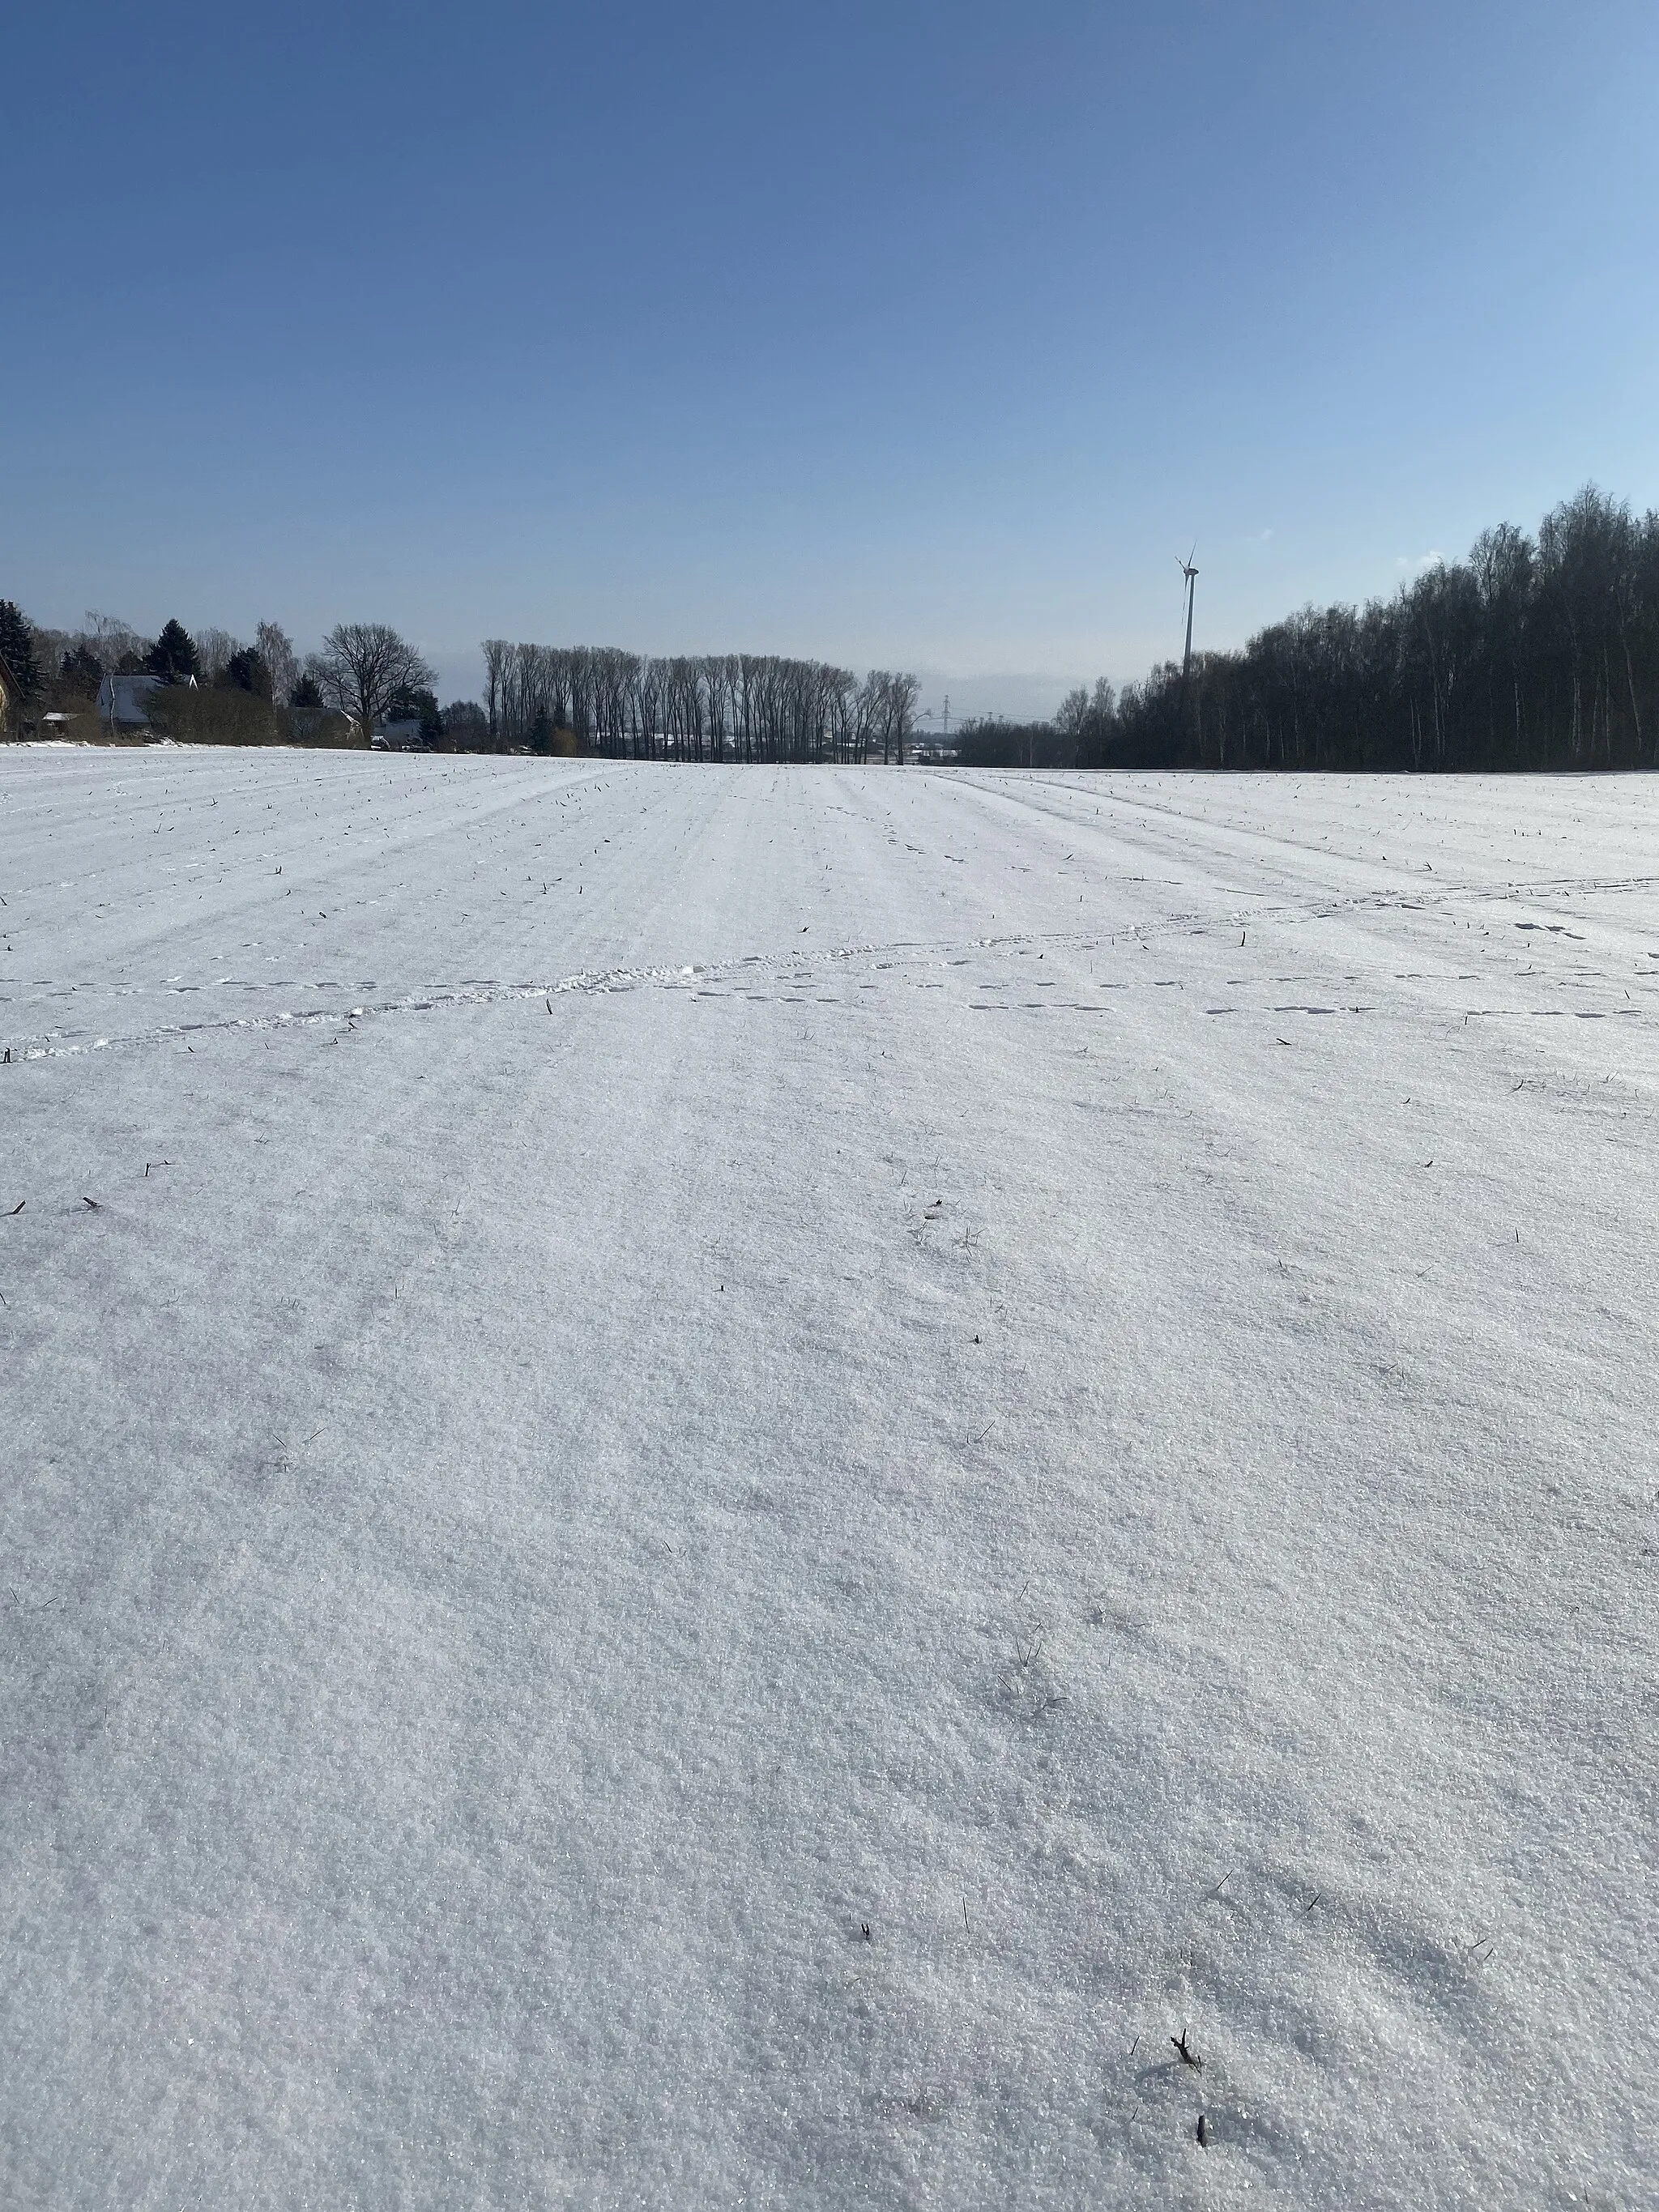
[{"x1": 6, "y1": 1, "x2": 1657, "y2": 716}]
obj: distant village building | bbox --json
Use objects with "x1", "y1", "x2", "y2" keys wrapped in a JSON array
[
  {"x1": 96, "y1": 671, "x2": 165, "y2": 727},
  {"x1": 94, "y1": 671, "x2": 202, "y2": 728}
]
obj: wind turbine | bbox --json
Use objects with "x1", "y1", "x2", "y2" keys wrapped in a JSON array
[{"x1": 1178, "y1": 547, "x2": 1199, "y2": 682}]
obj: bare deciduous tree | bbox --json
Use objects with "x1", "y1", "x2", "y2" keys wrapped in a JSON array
[
  {"x1": 256, "y1": 621, "x2": 300, "y2": 706},
  {"x1": 473, "y1": 639, "x2": 925, "y2": 766},
  {"x1": 194, "y1": 628, "x2": 240, "y2": 685},
  {"x1": 315, "y1": 624, "x2": 437, "y2": 741},
  {"x1": 84, "y1": 612, "x2": 148, "y2": 671},
  {"x1": 481, "y1": 638, "x2": 513, "y2": 746},
  {"x1": 1055, "y1": 686, "x2": 1090, "y2": 739},
  {"x1": 888, "y1": 671, "x2": 920, "y2": 765}
]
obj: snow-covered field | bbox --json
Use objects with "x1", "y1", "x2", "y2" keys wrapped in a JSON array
[{"x1": 2, "y1": 747, "x2": 1654, "y2": 2210}]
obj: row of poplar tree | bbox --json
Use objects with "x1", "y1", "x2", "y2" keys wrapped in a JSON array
[{"x1": 481, "y1": 644, "x2": 921, "y2": 763}]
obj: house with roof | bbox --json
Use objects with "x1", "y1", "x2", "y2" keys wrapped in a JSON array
[{"x1": 96, "y1": 671, "x2": 189, "y2": 727}]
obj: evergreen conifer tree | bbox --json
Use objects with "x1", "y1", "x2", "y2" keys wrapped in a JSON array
[
  {"x1": 223, "y1": 646, "x2": 272, "y2": 697},
  {"x1": 386, "y1": 682, "x2": 442, "y2": 741},
  {"x1": 146, "y1": 619, "x2": 199, "y2": 683},
  {"x1": 0, "y1": 601, "x2": 41, "y2": 694},
  {"x1": 60, "y1": 645, "x2": 103, "y2": 696}
]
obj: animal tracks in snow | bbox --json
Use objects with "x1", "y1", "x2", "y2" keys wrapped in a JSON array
[
  {"x1": 0, "y1": 926, "x2": 1154, "y2": 1060},
  {"x1": 4, "y1": 897, "x2": 1653, "y2": 1064}
]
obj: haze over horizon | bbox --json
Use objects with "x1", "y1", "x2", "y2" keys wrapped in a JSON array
[{"x1": 6, "y1": 1, "x2": 1657, "y2": 718}]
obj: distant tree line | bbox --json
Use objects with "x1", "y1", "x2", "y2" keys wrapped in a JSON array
[
  {"x1": 1056, "y1": 486, "x2": 1659, "y2": 774},
  {"x1": 479, "y1": 643, "x2": 920, "y2": 762},
  {"x1": 0, "y1": 604, "x2": 921, "y2": 761},
  {"x1": 0, "y1": 609, "x2": 445, "y2": 748},
  {"x1": 957, "y1": 712, "x2": 1097, "y2": 771},
  {"x1": 6, "y1": 486, "x2": 1656, "y2": 769}
]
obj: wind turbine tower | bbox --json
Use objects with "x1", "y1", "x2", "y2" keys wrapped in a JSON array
[{"x1": 1179, "y1": 548, "x2": 1199, "y2": 682}]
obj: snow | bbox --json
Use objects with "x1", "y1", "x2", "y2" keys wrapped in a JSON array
[{"x1": 2, "y1": 747, "x2": 1655, "y2": 2208}]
